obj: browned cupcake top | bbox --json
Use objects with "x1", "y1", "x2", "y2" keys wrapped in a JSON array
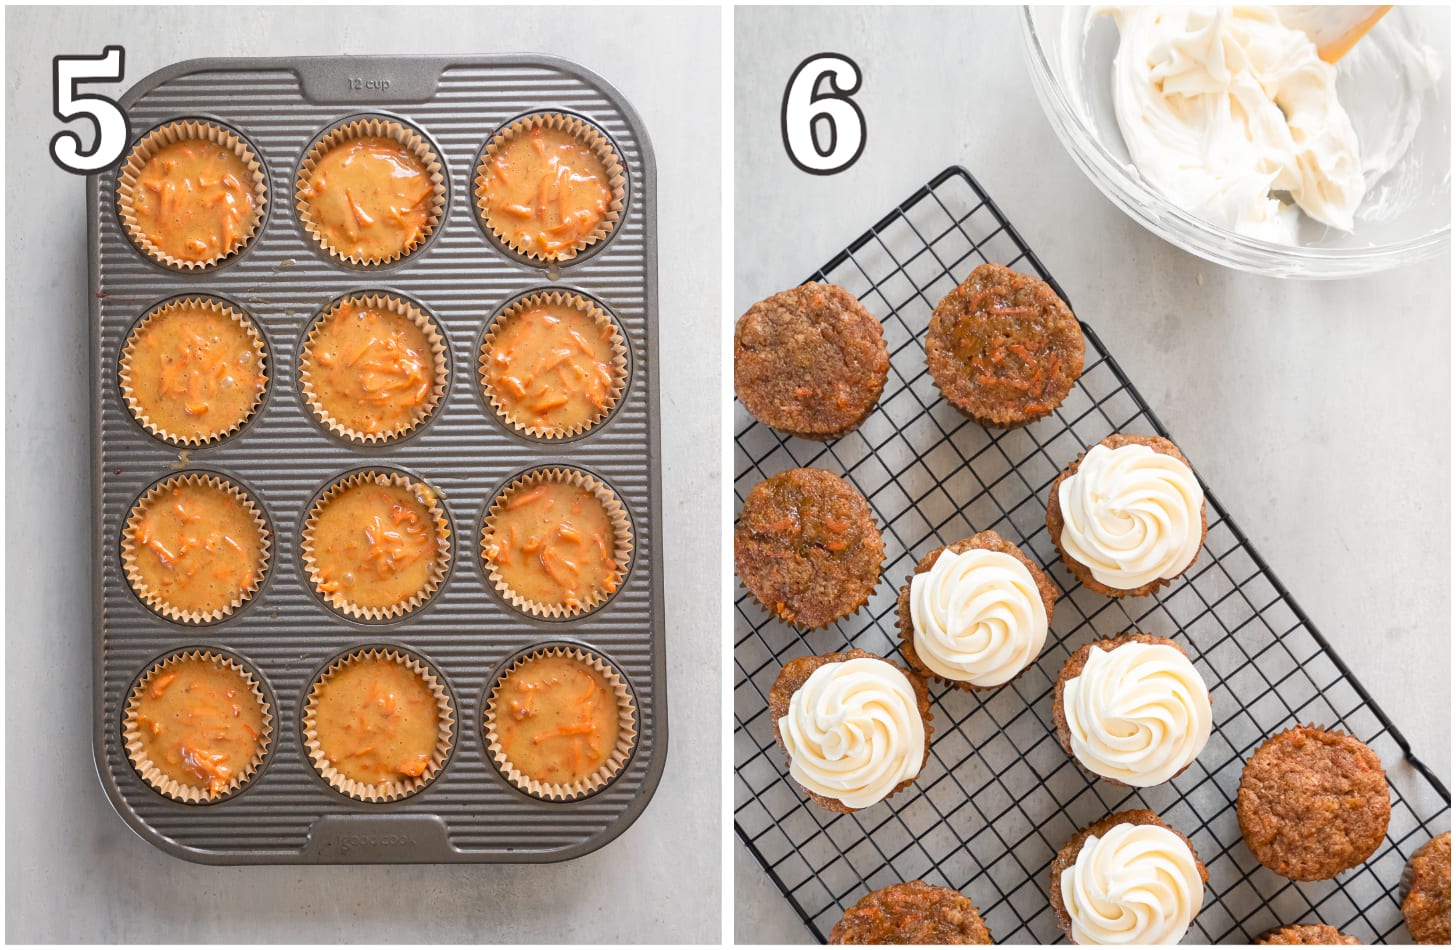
[
  {"x1": 734, "y1": 283, "x2": 889, "y2": 440},
  {"x1": 1237, "y1": 725, "x2": 1390, "y2": 881},
  {"x1": 828, "y1": 880, "x2": 992, "y2": 945},
  {"x1": 1403, "y1": 831, "x2": 1451, "y2": 944},
  {"x1": 734, "y1": 467, "x2": 883, "y2": 629},
  {"x1": 1257, "y1": 924, "x2": 1362, "y2": 945},
  {"x1": 926, "y1": 263, "x2": 1082, "y2": 427}
]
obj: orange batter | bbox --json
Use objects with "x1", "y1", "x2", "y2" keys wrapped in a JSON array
[
  {"x1": 479, "y1": 125, "x2": 614, "y2": 258},
  {"x1": 299, "y1": 136, "x2": 434, "y2": 261},
  {"x1": 312, "y1": 657, "x2": 440, "y2": 786},
  {"x1": 131, "y1": 657, "x2": 265, "y2": 797},
  {"x1": 128, "y1": 480, "x2": 264, "y2": 617},
  {"x1": 129, "y1": 139, "x2": 257, "y2": 263},
  {"x1": 305, "y1": 300, "x2": 435, "y2": 436},
  {"x1": 124, "y1": 303, "x2": 266, "y2": 442},
  {"x1": 484, "y1": 481, "x2": 621, "y2": 611},
  {"x1": 495, "y1": 653, "x2": 620, "y2": 786},
  {"x1": 483, "y1": 302, "x2": 619, "y2": 433},
  {"x1": 308, "y1": 480, "x2": 442, "y2": 611}
]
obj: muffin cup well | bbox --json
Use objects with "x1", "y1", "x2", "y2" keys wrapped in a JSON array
[
  {"x1": 478, "y1": 290, "x2": 628, "y2": 440},
  {"x1": 121, "y1": 472, "x2": 271, "y2": 625},
  {"x1": 118, "y1": 296, "x2": 269, "y2": 447},
  {"x1": 299, "y1": 469, "x2": 452, "y2": 621},
  {"x1": 480, "y1": 467, "x2": 633, "y2": 620},
  {"x1": 295, "y1": 117, "x2": 447, "y2": 267},
  {"x1": 484, "y1": 643, "x2": 637, "y2": 802},
  {"x1": 302, "y1": 647, "x2": 455, "y2": 803},
  {"x1": 474, "y1": 112, "x2": 627, "y2": 263},
  {"x1": 123, "y1": 649, "x2": 273, "y2": 803},
  {"x1": 116, "y1": 119, "x2": 268, "y2": 271},
  {"x1": 298, "y1": 293, "x2": 448, "y2": 444}
]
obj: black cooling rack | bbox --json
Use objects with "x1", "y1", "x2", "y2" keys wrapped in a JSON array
[{"x1": 733, "y1": 166, "x2": 1451, "y2": 944}]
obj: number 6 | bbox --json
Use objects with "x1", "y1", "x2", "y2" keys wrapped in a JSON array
[
  {"x1": 780, "y1": 53, "x2": 866, "y2": 176},
  {"x1": 50, "y1": 46, "x2": 128, "y2": 175}
]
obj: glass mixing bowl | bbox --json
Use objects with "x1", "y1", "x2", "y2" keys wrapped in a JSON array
[{"x1": 1021, "y1": 6, "x2": 1450, "y2": 278}]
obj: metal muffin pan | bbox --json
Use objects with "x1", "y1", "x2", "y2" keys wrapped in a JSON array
[{"x1": 87, "y1": 55, "x2": 665, "y2": 864}]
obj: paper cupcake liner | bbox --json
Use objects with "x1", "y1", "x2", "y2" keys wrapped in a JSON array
[
  {"x1": 478, "y1": 290, "x2": 628, "y2": 439},
  {"x1": 298, "y1": 293, "x2": 448, "y2": 444},
  {"x1": 118, "y1": 296, "x2": 268, "y2": 447},
  {"x1": 123, "y1": 649, "x2": 273, "y2": 803},
  {"x1": 116, "y1": 119, "x2": 268, "y2": 271},
  {"x1": 484, "y1": 644, "x2": 637, "y2": 802},
  {"x1": 302, "y1": 647, "x2": 455, "y2": 803},
  {"x1": 480, "y1": 467, "x2": 634, "y2": 620},
  {"x1": 295, "y1": 117, "x2": 447, "y2": 266},
  {"x1": 121, "y1": 472, "x2": 271, "y2": 624},
  {"x1": 300, "y1": 470, "x2": 452, "y2": 620},
  {"x1": 474, "y1": 112, "x2": 627, "y2": 262}
]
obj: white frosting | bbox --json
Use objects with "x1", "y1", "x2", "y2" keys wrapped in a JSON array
[
  {"x1": 1061, "y1": 822, "x2": 1205, "y2": 945},
  {"x1": 1101, "y1": 6, "x2": 1366, "y2": 243},
  {"x1": 909, "y1": 547, "x2": 1048, "y2": 688},
  {"x1": 778, "y1": 657, "x2": 925, "y2": 809},
  {"x1": 1057, "y1": 443, "x2": 1204, "y2": 590},
  {"x1": 1063, "y1": 642, "x2": 1212, "y2": 786}
]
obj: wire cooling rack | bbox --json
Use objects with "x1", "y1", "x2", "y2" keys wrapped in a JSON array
[{"x1": 733, "y1": 167, "x2": 1451, "y2": 945}]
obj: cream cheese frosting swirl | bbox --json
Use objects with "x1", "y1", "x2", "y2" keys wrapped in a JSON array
[
  {"x1": 778, "y1": 657, "x2": 925, "y2": 809},
  {"x1": 910, "y1": 547, "x2": 1048, "y2": 687},
  {"x1": 1061, "y1": 822, "x2": 1205, "y2": 944},
  {"x1": 1057, "y1": 442, "x2": 1203, "y2": 590},
  {"x1": 1063, "y1": 641, "x2": 1212, "y2": 786}
]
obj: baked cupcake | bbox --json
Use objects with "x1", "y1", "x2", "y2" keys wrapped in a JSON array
[
  {"x1": 769, "y1": 649, "x2": 931, "y2": 813},
  {"x1": 925, "y1": 263, "x2": 1083, "y2": 428},
  {"x1": 301, "y1": 470, "x2": 452, "y2": 620},
  {"x1": 1047, "y1": 434, "x2": 1207, "y2": 598},
  {"x1": 115, "y1": 119, "x2": 267, "y2": 269},
  {"x1": 1257, "y1": 924, "x2": 1361, "y2": 945},
  {"x1": 1237, "y1": 725, "x2": 1390, "y2": 881},
  {"x1": 303, "y1": 648, "x2": 454, "y2": 802},
  {"x1": 828, "y1": 881, "x2": 992, "y2": 945},
  {"x1": 479, "y1": 290, "x2": 628, "y2": 439},
  {"x1": 122, "y1": 473, "x2": 270, "y2": 624},
  {"x1": 896, "y1": 530, "x2": 1056, "y2": 690},
  {"x1": 1402, "y1": 831, "x2": 1451, "y2": 944},
  {"x1": 734, "y1": 283, "x2": 890, "y2": 440},
  {"x1": 119, "y1": 297, "x2": 268, "y2": 445},
  {"x1": 1050, "y1": 809, "x2": 1207, "y2": 945},
  {"x1": 735, "y1": 467, "x2": 884, "y2": 629},
  {"x1": 298, "y1": 293, "x2": 447, "y2": 443},
  {"x1": 484, "y1": 645, "x2": 637, "y2": 801},
  {"x1": 475, "y1": 112, "x2": 625, "y2": 262},
  {"x1": 296, "y1": 118, "x2": 445, "y2": 266},
  {"x1": 481, "y1": 468, "x2": 633, "y2": 619},
  {"x1": 123, "y1": 650, "x2": 271, "y2": 803},
  {"x1": 1052, "y1": 633, "x2": 1212, "y2": 786}
]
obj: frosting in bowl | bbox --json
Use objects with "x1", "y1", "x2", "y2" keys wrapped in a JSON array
[
  {"x1": 778, "y1": 657, "x2": 925, "y2": 809},
  {"x1": 1057, "y1": 442, "x2": 1204, "y2": 590},
  {"x1": 910, "y1": 547, "x2": 1048, "y2": 687},
  {"x1": 1061, "y1": 821, "x2": 1205, "y2": 944}
]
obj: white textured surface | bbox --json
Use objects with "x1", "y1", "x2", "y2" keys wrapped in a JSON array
[
  {"x1": 734, "y1": 6, "x2": 1449, "y2": 942},
  {"x1": 4, "y1": 6, "x2": 721, "y2": 943}
]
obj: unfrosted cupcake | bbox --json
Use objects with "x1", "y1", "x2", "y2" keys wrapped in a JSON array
[
  {"x1": 1257, "y1": 924, "x2": 1361, "y2": 945},
  {"x1": 1052, "y1": 633, "x2": 1212, "y2": 786},
  {"x1": 769, "y1": 649, "x2": 931, "y2": 813},
  {"x1": 1050, "y1": 809, "x2": 1207, "y2": 945},
  {"x1": 895, "y1": 530, "x2": 1056, "y2": 690},
  {"x1": 1047, "y1": 434, "x2": 1207, "y2": 598},
  {"x1": 1402, "y1": 831, "x2": 1451, "y2": 944},
  {"x1": 828, "y1": 881, "x2": 992, "y2": 945}
]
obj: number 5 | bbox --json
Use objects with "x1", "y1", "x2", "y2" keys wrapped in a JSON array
[
  {"x1": 780, "y1": 53, "x2": 866, "y2": 176},
  {"x1": 50, "y1": 46, "x2": 128, "y2": 175}
]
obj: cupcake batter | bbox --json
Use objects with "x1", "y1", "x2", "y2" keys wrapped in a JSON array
[
  {"x1": 312, "y1": 657, "x2": 440, "y2": 786},
  {"x1": 131, "y1": 657, "x2": 265, "y2": 797},
  {"x1": 306, "y1": 300, "x2": 436, "y2": 436},
  {"x1": 308, "y1": 480, "x2": 443, "y2": 611},
  {"x1": 494, "y1": 653, "x2": 621, "y2": 786},
  {"x1": 479, "y1": 124, "x2": 614, "y2": 258},
  {"x1": 129, "y1": 138, "x2": 257, "y2": 263},
  {"x1": 128, "y1": 480, "x2": 264, "y2": 616},
  {"x1": 483, "y1": 300, "x2": 620, "y2": 434},
  {"x1": 484, "y1": 480, "x2": 621, "y2": 611},
  {"x1": 300, "y1": 135, "x2": 435, "y2": 261}
]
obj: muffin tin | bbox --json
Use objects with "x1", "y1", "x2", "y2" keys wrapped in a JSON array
[
  {"x1": 88, "y1": 55, "x2": 664, "y2": 863},
  {"x1": 734, "y1": 167, "x2": 1450, "y2": 942}
]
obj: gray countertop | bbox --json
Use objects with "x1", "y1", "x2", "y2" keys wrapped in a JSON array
[
  {"x1": 4, "y1": 6, "x2": 720, "y2": 943},
  {"x1": 733, "y1": 6, "x2": 1449, "y2": 942}
]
